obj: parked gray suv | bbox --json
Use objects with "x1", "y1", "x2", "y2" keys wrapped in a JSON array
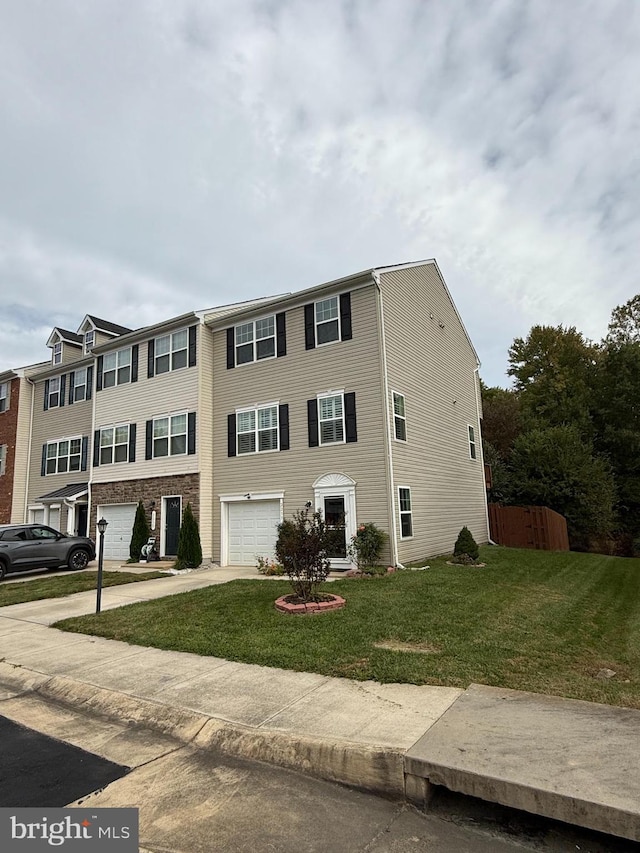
[{"x1": 0, "y1": 524, "x2": 96, "y2": 580}]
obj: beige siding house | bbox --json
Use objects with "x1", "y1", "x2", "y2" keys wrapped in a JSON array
[
  {"x1": 88, "y1": 300, "x2": 270, "y2": 561},
  {"x1": 6, "y1": 262, "x2": 487, "y2": 569},
  {"x1": 24, "y1": 317, "x2": 132, "y2": 540},
  {"x1": 90, "y1": 313, "x2": 202, "y2": 560},
  {"x1": 206, "y1": 259, "x2": 488, "y2": 568}
]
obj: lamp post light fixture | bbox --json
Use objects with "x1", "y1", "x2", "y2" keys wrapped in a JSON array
[{"x1": 96, "y1": 517, "x2": 108, "y2": 614}]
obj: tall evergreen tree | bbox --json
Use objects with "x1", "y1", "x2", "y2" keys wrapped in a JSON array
[
  {"x1": 509, "y1": 425, "x2": 616, "y2": 549},
  {"x1": 129, "y1": 500, "x2": 151, "y2": 562},
  {"x1": 175, "y1": 503, "x2": 203, "y2": 569}
]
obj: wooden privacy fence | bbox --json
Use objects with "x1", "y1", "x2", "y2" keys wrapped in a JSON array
[{"x1": 488, "y1": 504, "x2": 570, "y2": 551}]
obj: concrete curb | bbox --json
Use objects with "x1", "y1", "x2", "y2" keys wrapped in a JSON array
[{"x1": 0, "y1": 663, "x2": 405, "y2": 798}]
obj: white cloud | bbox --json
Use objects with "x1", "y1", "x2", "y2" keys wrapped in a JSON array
[{"x1": 0, "y1": 0, "x2": 638, "y2": 384}]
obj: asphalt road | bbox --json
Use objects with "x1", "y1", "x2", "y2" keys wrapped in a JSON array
[{"x1": 0, "y1": 715, "x2": 129, "y2": 807}]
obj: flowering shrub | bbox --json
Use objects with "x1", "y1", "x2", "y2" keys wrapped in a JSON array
[
  {"x1": 275, "y1": 506, "x2": 332, "y2": 602},
  {"x1": 347, "y1": 522, "x2": 387, "y2": 572},
  {"x1": 255, "y1": 555, "x2": 285, "y2": 576}
]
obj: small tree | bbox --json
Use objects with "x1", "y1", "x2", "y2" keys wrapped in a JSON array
[
  {"x1": 452, "y1": 526, "x2": 480, "y2": 564},
  {"x1": 129, "y1": 500, "x2": 151, "y2": 562},
  {"x1": 275, "y1": 506, "x2": 331, "y2": 602},
  {"x1": 348, "y1": 523, "x2": 388, "y2": 572},
  {"x1": 175, "y1": 503, "x2": 203, "y2": 569}
]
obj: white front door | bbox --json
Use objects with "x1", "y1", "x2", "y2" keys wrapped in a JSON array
[
  {"x1": 313, "y1": 473, "x2": 357, "y2": 570},
  {"x1": 228, "y1": 500, "x2": 281, "y2": 565}
]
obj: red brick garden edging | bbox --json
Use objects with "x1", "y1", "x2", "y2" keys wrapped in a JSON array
[{"x1": 275, "y1": 594, "x2": 346, "y2": 614}]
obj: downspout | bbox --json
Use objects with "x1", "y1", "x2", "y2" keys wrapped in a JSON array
[
  {"x1": 474, "y1": 366, "x2": 496, "y2": 545},
  {"x1": 374, "y1": 272, "x2": 401, "y2": 567}
]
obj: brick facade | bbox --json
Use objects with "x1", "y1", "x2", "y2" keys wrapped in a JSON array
[
  {"x1": 90, "y1": 473, "x2": 200, "y2": 554},
  {"x1": 0, "y1": 377, "x2": 20, "y2": 523}
]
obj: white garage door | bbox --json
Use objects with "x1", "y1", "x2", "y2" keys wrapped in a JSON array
[
  {"x1": 98, "y1": 504, "x2": 137, "y2": 561},
  {"x1": 228, "y1": 501, "x2": 280, "y2": 566},
  {"x1": 48, "y1": 508, "x2": 61, "y2": 532}
]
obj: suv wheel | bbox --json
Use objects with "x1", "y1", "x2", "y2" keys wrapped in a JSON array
[
  {"x1": 0, "y1": 562, "x2": 7, "y2": 581},
  {"x1": 67, "y1": 548, "x2": 90, "y2": 571}
]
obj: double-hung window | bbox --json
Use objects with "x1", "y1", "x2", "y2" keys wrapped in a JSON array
[
  {"x1": 0, "y1": 382, "x2": 7, "y2": 413},
  {"x1": 73, "y1": 368, "x2": 87, "y2": 402},
  {"x1": 153, "y1": 413, "x2": 187, "y2": 457},
  {"x1": 52, "y1": 342, "x2": 62, "y2": 365},
  {"x1": 0, "y1": 444, "x2": 6, "y2": 475},
  {"x1": 47, "y1": 377, "x2": 61, "y2": 409},
  {"x1": 103, "y1": 348, "x2": 131, "y2": 387},
  {"x1": 468, "y1": 425, "x2": 477, "y2": 460},
  {"x1": 235, "y1": 317, "x2": 275, "y2": 365},
  {"x1": 398, "y1": 487, "x2": 413, "y2": 538},
  {"x1": 155, "y1": 330, "x2": 187, "y2": 374},
  {"x1": 84, "y1": 330, "x2": 95, "y2": 354},
  {"x1": 236, "y1": 405, "x2": 278, "y2": 454},
  {"x1": 100, "y1": 425, "x2": 130, "y2": 464},
  {"x1": 315, "y1": 297, "x2": 340, "y2": 345},
  {"x1": 46, "y1": 438, "x2": 82, "y2": 474},
  {"x1": 393, "y1": 392, "x2": 407, "y2": 441},
  {"x1": 318, "y1": 394, "x2": 344, "y2": 444}
]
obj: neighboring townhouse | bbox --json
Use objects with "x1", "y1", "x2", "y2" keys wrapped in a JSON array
[
  {"x1": 89, "y1": 312, "x2": 203, "y2": 560},
  {"x1": 25, "y1": 317, "x2": 131, "y2": 536},
  {"x1": 207, "y1": 259, "x2": 489, "y2": 568},
  {"x1": 0, "y1": 369, "x2": 21, "y2": 524},
  {"x1": 0, "y1": 363, "x2": 47, "y2": 524}
]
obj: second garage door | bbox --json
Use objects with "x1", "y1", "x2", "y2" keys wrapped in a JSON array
[
  {"x1": 97, "y1": 504, "x2": 137, "y2": 561},
  {"x1": 228, "y1": 501, "x2": 281, "y2": 565}
]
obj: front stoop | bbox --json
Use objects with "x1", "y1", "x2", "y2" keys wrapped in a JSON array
[{"x1": 404, "y1": 683, "x2": 640, "y2": 843}]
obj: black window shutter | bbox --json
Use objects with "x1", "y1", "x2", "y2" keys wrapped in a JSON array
[
  {"x1": 307, "y1": 399, "x2": 319, "y2": 447},
  {"x1": 68, "y1": 372, "x2": 75, "y2": 405},
  {"x1": 226, "y1": 328, "x2": 235, "y2": 369},
  {"x1": 81, "y1": 436, "x2": 88, "y2": 471},
  {"x1": 345, "y1": 392, "x2": 357, "y2": 443},
  {"x1": 145, "y1": 420, "x2": 153, "y2": 460},
  {"x1": 188, "y1": 325, "x2": 197, "y2": 367},
  {"x1": 93, "y1": 430, "x2": 101, "y2": 467},
  {"x1": 304, "y1": 304, "x2": 315, "y2": 350},
  {"x1": 187, "y1": 411, "x2": 196, "y2": 454},
  {"x1": 59, "y1": 374, "x2": 66, "y2": 407},
  {"x1": 147, "y1": 340, "x2": 155, "y2": 378},
  {"x1": 128, "y1": 423, "x2": 136, "y2": 463},
  {"x1": 96, "y1": 355, "x2": 103, "y2": 392},
  {"x1": 86, "y1": 365, "x2": 93, "y2": 400},
  {"x1": 131, "y1": 345, "x2": 139, "y2": 383},
  {"x1": 340, "y1": 292, "x2": 352, "y2": 341},
  {"x1": 279, "y1": 404, "x2": 290, "y2": 451},
  {"x1": 41, "y1": 444, "x2": 47, "y2": 476},
  {"x1": 276, "y1": 313, "x2": 287, "y2": 358},
  {"x1": 227, "y1": 413, "x2": 236, "y2": 457},
  {"x1": 43, "y1": 379, "x2": 50, "y2": 411}
]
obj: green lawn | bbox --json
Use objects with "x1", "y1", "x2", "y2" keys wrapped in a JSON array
[
  {"x1": 54, "y1": 547, "x2": 640, "y2": 708},
  {"x1": 0, "y1": 570, "x2": 168, "y2": 607}
]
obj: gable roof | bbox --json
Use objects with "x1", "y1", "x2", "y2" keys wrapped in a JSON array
[
  {"x1": 46, "y1": 328, "x2": 83, "y2": 348},
  {"x1": 81, "y1": 315, "x2": 133, "y2": 336}
]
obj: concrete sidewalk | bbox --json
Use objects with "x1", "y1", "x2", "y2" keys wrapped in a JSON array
[{"x1": 0, "y1": 567, "x2": 639, "y2": 844}]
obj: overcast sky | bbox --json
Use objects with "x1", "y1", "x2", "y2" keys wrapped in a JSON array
[{"x1": 1, "y1": 0, "x2": 638, "y2": 386}]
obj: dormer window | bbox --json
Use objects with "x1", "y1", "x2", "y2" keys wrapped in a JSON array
[
  {"x1": 52, "y1": 342, "x2": 62, "y2": 365},
  {"x1": 84, "y1": 330, "x2": 95, "y2": 354}
]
